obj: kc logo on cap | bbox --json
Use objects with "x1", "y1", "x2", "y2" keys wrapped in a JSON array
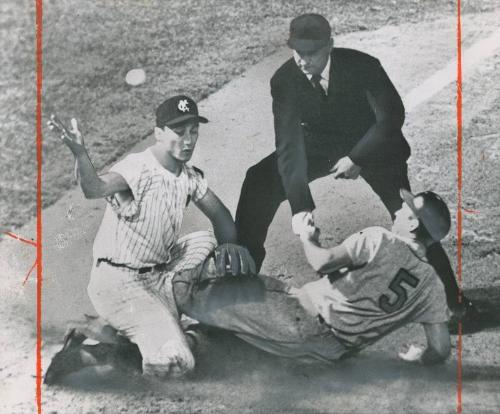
[
  {"x1": 178, "y1": 99, "x2": 190, "y2": 113},
  {"x1": 156, "y1": 95, "x2": 209, "y2": 128}
]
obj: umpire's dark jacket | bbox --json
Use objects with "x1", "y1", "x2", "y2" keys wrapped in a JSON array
[{"x1": 271, "y1": 47, "x2": 411, "y2": 214}]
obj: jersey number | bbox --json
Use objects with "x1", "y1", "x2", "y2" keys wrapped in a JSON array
[{"x1": 378, "y1": 268, "x2": 419, "y2": 313}]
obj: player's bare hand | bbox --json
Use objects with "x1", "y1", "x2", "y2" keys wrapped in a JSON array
[
  {"x1": 398, "y1": 344, "x2": 424, "y2": 362},
  {"x1": 330, "y1": 156, "x2": 361, "y2": 179},
  {"x1": 47, "y1": 114, "x2": 86, "y2": 155},
  {"x1": 214, "y1": 243, "x2": 257, "y2": 276}
]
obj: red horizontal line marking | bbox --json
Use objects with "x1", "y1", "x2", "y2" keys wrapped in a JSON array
[{"x1": 3, "y1": 231, "x2": 37, "y2": 247}]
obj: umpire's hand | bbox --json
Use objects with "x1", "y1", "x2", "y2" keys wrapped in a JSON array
[
  {"x1": 330, "y1": 156, "x2": 361, "y2": 179},
  {"x1": 214, "y1": 243, "x2": 257, "y2": 276}
]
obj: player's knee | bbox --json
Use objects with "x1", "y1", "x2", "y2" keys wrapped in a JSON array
[
  {"x1": 142, "y1": 340, "x2": 195, "y2": 379},
  {"x1": 434, "y1": 339, "x2": 451, "y2": 361}
]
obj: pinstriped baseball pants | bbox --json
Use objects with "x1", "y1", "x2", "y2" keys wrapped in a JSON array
[{"x1": 87, "y1": 231, "x2": 217, "y2": 378}]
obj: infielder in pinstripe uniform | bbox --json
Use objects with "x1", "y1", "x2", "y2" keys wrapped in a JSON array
[
  {"x1": 45, "y1": 95, "x2": 255, "y2": 379},
  {"x1": 45, "y1": 189, "x2": 451, "y2": 384}
]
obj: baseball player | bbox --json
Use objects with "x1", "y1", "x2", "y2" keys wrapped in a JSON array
[
  {"x1": 175, "y1": 188, "x2": 451, "y2": 364},
  {"x1": 45, "y1": 188, "x2": 451, "y2": 383},
  {"x1": 46, "y1": 95, "x2": 256, "y2": 379}
]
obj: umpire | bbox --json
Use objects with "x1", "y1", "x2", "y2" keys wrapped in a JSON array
[{"x1": 235, "y1": 13, "x2": 473, "y2": 319}]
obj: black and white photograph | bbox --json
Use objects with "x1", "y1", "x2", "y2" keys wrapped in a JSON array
[{"x1": 1, "y1": 1, "x2": 500, "y2": 413}]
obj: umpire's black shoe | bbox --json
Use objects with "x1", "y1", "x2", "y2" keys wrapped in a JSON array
[{"x1": 448, "y1": 298, "x2": 482, "y2": 335}]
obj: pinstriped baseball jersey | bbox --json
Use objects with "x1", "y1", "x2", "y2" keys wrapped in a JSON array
[
  {"x1": 303, "y1": 227, "x2": 449, "y2": 349},
  {"x1": 93, "y1": 148, "x2": 208, "y2": 267}
]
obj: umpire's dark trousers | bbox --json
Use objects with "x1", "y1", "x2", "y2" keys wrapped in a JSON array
[{"x1": 235, "y1": 152, "x2": 461, "y2": 309}]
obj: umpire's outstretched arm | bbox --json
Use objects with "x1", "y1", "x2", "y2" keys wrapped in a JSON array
[{"x1": 348, "y1": 62, "x2": 406, "y2": 166}]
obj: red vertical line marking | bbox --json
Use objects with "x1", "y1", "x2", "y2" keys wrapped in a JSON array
[
  {"x1": 456, "y1": 0, "x2": 463, "y2": 413},
  {"x1": 35, "y1": 0, "x2": 44, "y2": 412}
]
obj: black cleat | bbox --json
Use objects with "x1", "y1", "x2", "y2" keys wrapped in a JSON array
[
  {"x1": 44, "y1": 329, "x2": 142, "y2": 385},
  {"x1": 448, "y1": 298, "x2": 482, "y2": 335},
  {"x1": 43, "y1": 329, "x2": 88, "y2": 385}
]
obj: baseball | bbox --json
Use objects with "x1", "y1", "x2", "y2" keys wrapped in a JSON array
[{"x1": 125, "y1": 68, "x2": 146, "y2": 86}]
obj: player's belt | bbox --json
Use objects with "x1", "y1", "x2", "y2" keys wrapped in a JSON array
[{"x1": 96, "y1": 258, "x2": 167, "y2": 274}]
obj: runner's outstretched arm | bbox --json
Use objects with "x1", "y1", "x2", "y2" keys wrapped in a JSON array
[{"x1": 296, "y1": 215, "x2": 352, "y2": 273}]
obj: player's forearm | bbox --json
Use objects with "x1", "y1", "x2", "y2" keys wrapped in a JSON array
[
  {"x1": 301, "y1": 238, "x2": 335, "y2": 273},
  {"x1": 209, "y1": 206, "x2": 238, "y2": 245},
  {"x1": 74, "y1": 151, "x2": 108, "y2": 199}
]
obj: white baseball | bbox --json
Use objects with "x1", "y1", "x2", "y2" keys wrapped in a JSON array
[{"x1": 125, "y1": 68, "x2": 146, "y2": 86}]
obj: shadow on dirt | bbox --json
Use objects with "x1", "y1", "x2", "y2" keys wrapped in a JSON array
[
  {"x1": 50, "y1": 330, "x2": 455, "y2": 389},
  {"x1": 462, "y1": 363, "x2": 500, "y2": 382},
  {"x1": 464, "y1": 286, "x2": 500, "y2": 332},
  {"x1": 44, "y1": 326, "x2": 500, "y2": 414},
  {"x1": 45, "y1": 286, "x2": 500, "y2": 398}
]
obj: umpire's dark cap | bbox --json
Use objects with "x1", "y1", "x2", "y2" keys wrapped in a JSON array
[
  {"x1": 156, "y1": 95, "x2": 208, "y2": 128},
  {"x1": 400, "y1": 189, "x2": 451, "y2": 242},
  {"x1": 287, "y1": 13, "x2": 331, "y2": 53}
]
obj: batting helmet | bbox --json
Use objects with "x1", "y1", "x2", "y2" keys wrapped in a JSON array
[{"x1": 400, "y1": 189, "x2": 451, "y2": 242}]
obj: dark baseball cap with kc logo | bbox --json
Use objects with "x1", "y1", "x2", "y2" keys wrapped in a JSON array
[{"x1": 156, "y1": 95, "x2": 209, "y2": 128}]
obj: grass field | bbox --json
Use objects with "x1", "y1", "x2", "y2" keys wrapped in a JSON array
[{"x1": 1, "y1": 0, "x2": 497, "y2": 229}]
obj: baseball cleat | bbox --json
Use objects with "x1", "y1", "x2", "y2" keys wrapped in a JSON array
[
  {"x1": 43, "y1": 329, "x2": 88, "y2": 385},
  {"x1": 448, "y1": 298, "x2": 482, "y2": 335}
]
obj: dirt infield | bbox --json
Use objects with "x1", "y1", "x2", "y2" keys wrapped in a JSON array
[{"x1": 2, "y1": 3, "x2": 500, "y2": 414}]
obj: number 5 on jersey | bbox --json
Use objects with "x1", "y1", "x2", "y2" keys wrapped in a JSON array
[{"x1": 379, "y1": 268, "x2": 419, "y2": 313}]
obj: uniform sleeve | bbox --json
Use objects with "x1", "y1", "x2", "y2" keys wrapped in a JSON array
[
  {"x1": 271, "y1": 75, "x2": 315, "y2": 214},
  {"x1": 188, "y1": 166, "x2": 208, "y2": 202},
  {"x1": 348, "y1": 59, "x2": 406, "y2": 166},
  {"x1": 342, "y1": 227, "x2": 386, "y2": 267},
  {"x1": 106, "y1": 155, "x2": 150, "y2": 219},
  {"x1": 411, "y1": 277, "x2": 450, "y2": 324}
]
